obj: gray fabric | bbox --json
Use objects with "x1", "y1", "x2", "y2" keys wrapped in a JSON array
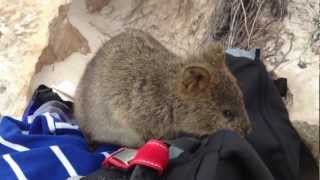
[
  {"x1": 225, "y1": 48, "x2": 256, "y2": 60},
  {"x1": 30, "y1": 100, "x2": 77, "y2": 124},
  {"x1": 169, "y1": 146, "x2": 184, "y2": 159}
]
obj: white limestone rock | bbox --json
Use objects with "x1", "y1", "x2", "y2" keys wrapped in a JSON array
[{"x1": 0, "y1": 0, "x2": 71, "y2": 117}]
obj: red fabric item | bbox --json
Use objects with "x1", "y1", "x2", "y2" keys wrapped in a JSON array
[
  {"x1": 103, "y1": 139, "x2": 169, "y2": 175},
  {"x1": 131, "y1": 140, "x2": 169, "y2": 174}
]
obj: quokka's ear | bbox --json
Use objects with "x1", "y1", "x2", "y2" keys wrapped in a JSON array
[
  {"x1": 200, "y1": 43, "x2": 225, "y2": 66},
  {"x1": 181, "y1": 66, "x2": 211, "y2": 95}
]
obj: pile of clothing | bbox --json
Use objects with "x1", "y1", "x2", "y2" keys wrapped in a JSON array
[
  {"x1": 0, "y1": 49, "x2": 318, "y2": 180},
  {"x1": 0, "y1": 85, "x2": 119, "y2": 180}
]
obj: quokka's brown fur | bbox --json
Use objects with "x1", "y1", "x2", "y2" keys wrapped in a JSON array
[{"x1": 74, "y1": 29, "x2": 251, "y2": 147}]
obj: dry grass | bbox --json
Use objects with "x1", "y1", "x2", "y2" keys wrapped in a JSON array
[{"x1": 210, "y1": 0, "x2": 288, "y2": 49}]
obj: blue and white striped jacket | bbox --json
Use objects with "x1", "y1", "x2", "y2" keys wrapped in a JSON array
[{"x1": 0, "y1": 100, "x2": 118, "y2": 180}]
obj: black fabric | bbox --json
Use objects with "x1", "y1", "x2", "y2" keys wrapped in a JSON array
[
  {"x1": 82, "y1": 52, "x2": 318, "y2": 180},
  {"x1": 83, "y1": 131, "x2": 273, "y2": 180},
  {"x1": 81, "y1": 165, "x2": 159, "y2": 180},
  {"x1": 273, "y1": 78, "x2": 288, "y2": 97},
  {"x1": 226, "y1": 54, "x2": 318, "y2": 180},
  {"x1": 164, "y1": 131, "x2": 274, "y2": 180},
  {"x1": 30, "y1": 85, "x2": 73, "y2": 109},
  {"x1": 81, "y1": 168, "x2": 130, "y2": 180}
]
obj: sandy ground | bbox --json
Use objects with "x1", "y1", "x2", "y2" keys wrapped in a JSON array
[
  {"x1": 266, "y1": 0, "x2": 319, "y2": 125},
  {"x1": 0, "y1": 0, "x2": 70, "y2": 117}
]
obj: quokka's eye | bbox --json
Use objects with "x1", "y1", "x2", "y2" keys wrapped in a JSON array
[{"x1": 222, "y1": 110, "x2": 235, "y2": 121}]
